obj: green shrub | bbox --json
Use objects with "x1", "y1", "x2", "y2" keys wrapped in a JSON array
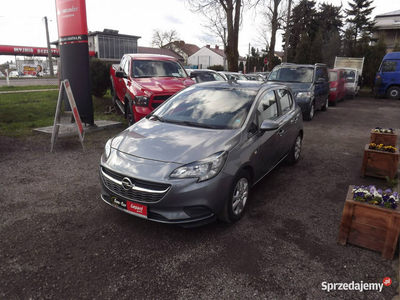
[
  {"x1": 90, "y1": 59, "x2": 111, "y2": 97},
  {"x1": 208, "y1": 65, "x2": 224, "y2": 71}
]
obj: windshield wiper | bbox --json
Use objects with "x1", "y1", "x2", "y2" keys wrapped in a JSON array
[
  {"x1": 180, "y1": 121, "x2": 221, "y2": 129},
  {"x1": 148, "y1": 114, "x2": 164, "y2": 122}
]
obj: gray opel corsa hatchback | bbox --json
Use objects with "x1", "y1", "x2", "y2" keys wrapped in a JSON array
[{"x1": 100, "y1": 81, "x2": 303, "y2": 227}]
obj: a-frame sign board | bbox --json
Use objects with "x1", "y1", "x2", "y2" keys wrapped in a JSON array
[{"x1": 51, "y1": 79, "x2": 85, "y2": 152}]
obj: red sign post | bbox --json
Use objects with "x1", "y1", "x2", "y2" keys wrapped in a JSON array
[
  {"x1": 55, "y1": 0, "x2": 93, "y2": 125},
  {"x1": 264, "y1": 57, "x2": 268, "y2": 65}
]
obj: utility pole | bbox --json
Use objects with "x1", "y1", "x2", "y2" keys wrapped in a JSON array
[
  {"x1": 44, "y1": 16, "x2": 54, "y2": 76},
  {"x1": 284, "y1": 0, "x2": 292, "y2": 63}
]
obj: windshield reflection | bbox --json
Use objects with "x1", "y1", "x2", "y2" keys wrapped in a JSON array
[
  {"x1": 131, "y1": 60, "x2": 187, "y2": 78},
  {"x1": 269, "y1": 67, "x2": 314, "y2": 83},
  {"x1": 152, "y1": 87, "x2": 257, "y2": 129}
]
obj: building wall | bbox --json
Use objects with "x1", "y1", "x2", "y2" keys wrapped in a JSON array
[
  {"x1": 188, "y1": 47, "x2": 223, "y2": 68},
  {"x1": 372, "y1": 14, "x2": 400, "y2": 52}
]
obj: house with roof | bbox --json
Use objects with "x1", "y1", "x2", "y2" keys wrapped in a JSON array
[
  {"x1": 162, "y1": 41, "x2": 200, "y2": 65},
  {"x1": 138, "y1": 46, "x2": 184, "y2": 62},
  {"x1": 372, "y1": 10, "x2": 400, "y2": 52},
  {"x1": 187, "y1": 45, "x2": 246, "y2": 70}
]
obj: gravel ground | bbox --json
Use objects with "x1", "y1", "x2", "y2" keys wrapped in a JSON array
[{"x1": 1, "y1": 95, "x2": 400, "y2": 299}]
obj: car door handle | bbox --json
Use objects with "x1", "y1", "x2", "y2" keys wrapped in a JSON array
[{"x1": 278, "y1": 129, "x2": 285, "y2": 136}]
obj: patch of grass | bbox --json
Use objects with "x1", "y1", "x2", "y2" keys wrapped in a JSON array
[
  {"x1": 0, "y1": 89, "x2": 126, "y2": 137},
  {"x1": 0, "y1": 85, "x2": 58, "y2": 91}
]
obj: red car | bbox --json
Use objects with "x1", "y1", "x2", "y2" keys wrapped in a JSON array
[
  {"x1": 329, "y1": 69, "x2": 347, "y2": 106},
  {"x1": 110, "y1": 54, "x2": 195, "y2": 125}
]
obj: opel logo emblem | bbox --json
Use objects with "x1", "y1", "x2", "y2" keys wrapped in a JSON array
[{"x1": 121, "y1": 177, "x2": 134, "y2": 191}]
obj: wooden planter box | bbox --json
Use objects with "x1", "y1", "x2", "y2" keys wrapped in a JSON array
[
  {"x1": 338, "y1": 186, "x2": 400, "y2": 260},
  {"x1": 370, "y1": 129, "x2": 397, "y2": 147},
  {"x1": 361, "y1": 144, "x2": 399, "y2": 180}
]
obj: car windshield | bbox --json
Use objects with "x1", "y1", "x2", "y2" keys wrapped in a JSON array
[
  {"x1": 131, "y1": 60, "x2": 187, "y2": 78},
  {"x1": 195, "y1": 72, "x2": 225, "y2": 82},
  {"x1": 151, "y1": 86, "x2": 257, "y2": 129},
  {"x1": 329, "y1": 71, "x2": 338, "y2": 81},
  {"x1": 344, "y1": 70, "x2": 355, "y2": 83},
  {"x1": 268, "y1": 66, "x2": 314, "y2": 83}
]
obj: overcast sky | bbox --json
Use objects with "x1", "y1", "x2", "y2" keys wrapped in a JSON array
[{"x1": 0, "y1": 0, "x2": 396, "y2": 64}]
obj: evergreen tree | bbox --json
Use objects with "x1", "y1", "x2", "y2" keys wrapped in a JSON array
[
  {"x1": 363, "y1": 32, "x2": 387, "y2": 87},
  {"x1": 286, "y1": 0, "x2": 317, "y2": 62},
  {"x1": 345, "y1": 0, "x2": 376, "y2": 45},
  {"x1": 294, "y1": 32, "x2": 312, "y2": 63},
  {"x1": 310, "y1": 29, "x2": 324, "y2": 63},
  {"x1": 323, "y1": 31, "x2": 341, "y2": 68}
]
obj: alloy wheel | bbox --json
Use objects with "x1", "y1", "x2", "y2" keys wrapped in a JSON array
[{"x1": 232, "y1": 178, "x2": 249, "y2": 216}]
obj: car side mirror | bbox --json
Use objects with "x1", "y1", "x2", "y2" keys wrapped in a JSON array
[
  {"x1": 260, "y1": 119, "x2": 280, "y2": 132},
  {"x1": 116, "y1": 70, "x2": 127, "y2": 78}
]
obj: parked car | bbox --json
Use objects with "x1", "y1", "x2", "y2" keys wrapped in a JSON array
[
  {"x1": 245, "y1": 73, "x2": 265, "y2": 81},
  {"x1": 110, "y1": 54, "x2": 195, "y2": 125},
  {"x1": 189, "y1": 69, "x2": 226, "y2": 83},
  {"x1": 255, "y1": 72, "x2": 270, "y2": 80},
  {"x1": 374, "y1": 52, "x2": 400, "y2": 100},
  {"x1": 267, "y1": 63, "x2": 330, "y2": 121},
  {"x1": 219, "y1": 71, "x2": 248, "y2": 81},
  {"x1": 100, "y1": 81, "x2": 303, "y2": 227},
  {"x1": 9, "y1": 71, "x2": 19, "y2": 78},
  {"x1": 329, "y1": 69, "x2": 347, "y2": 106}
]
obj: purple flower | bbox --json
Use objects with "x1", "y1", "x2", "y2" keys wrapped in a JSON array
[{"x1": 385, "y1": 189, "x2": 392, "y2": 193}]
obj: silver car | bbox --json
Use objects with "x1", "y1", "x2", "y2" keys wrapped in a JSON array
[{"x1": 100, "y1": 81, "x2": 303, "y2": 227}]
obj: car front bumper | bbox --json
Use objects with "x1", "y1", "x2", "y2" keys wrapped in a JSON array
[{"x1": 99, "y1": 151, "x2": 232, "y2": 227}]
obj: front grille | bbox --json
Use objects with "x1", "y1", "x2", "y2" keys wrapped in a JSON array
[
  {"x1": 101, "y1": 167, "x2": 170, "y2": 203},
  {"x1": 153, "y1": 95, "x2": 172, "y2": 101},
  {"x1": 151, "y1": 95, "x2": 172, "y2": 109}
]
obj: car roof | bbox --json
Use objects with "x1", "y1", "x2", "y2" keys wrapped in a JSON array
[
  {"x1": 191, "y1": 69, "x2": 218, "y2": 73},
  {"x1": 126, "y1": 53, "x2": 178, "y2": 61},
  {"x1": 190, "y1": 80, "x2": 289, "y2": 91}
]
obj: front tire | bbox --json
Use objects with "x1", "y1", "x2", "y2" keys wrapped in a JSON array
[
  {"x1": 321, "y1": 97, "x2": 329, "y2": 111},
  {"x1": 126, "y1": 103, "x2": 135, "y2": 126},
  {"x1": 387, "y1": 87, "x2": 400, "y2": 100},
  {"x1": 287, "y1": 134, "x2": 302, "y2": 164},
  {"x1": 219, "y1": 171, "x2": 250, "y2": 223},
  {"x1": 304, "y1": 101, "x2": 315, "y2": 121}
]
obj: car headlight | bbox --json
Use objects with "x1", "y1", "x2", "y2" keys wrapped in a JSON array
[
  {"x1": 104, "y1": 139, "x2": 112, "y2": 160},
  {"x1": 296, "y1": 91, "x2": 314, "y2": 98},
  {"x1": 330, "y1": 87, "x2": 337, "y2": 91},
  {"x1": 133, "y1": 96, "x2": 150, "y2": 107},
  {"x1": 170, "y1": 151, "x2": 228, "y2": 182}
]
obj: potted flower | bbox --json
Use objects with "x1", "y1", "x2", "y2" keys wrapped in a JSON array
[
  {"x1": 370, "y1": 127, "x2": 397, "y2": 147},
  {"x1": 338, "y1": 185, "x2": 400, "y2": 260},
  {"x1": 361, "y1": 143, "x2": 399, "y2": 180}
]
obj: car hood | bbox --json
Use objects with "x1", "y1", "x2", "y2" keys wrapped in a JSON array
[
  {"x1": 132, "y1": 77, "x2": 194, "y2": 95},
  {"x1": 111, "y1": 119, "x2": 241, "y2": 164},
  {"x1": 268, "y1": 81, "x2": 312, "y2": 92}
]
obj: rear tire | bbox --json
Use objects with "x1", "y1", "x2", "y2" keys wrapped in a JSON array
[
  {"x1": 110, "y1": 79, "x2": 122, "y2": 115},
  {"x1": 219, "y1": 170, "x2": 250, "y2": 223},
  {"x1": 387, "y1": 87, "x2": 400, "y2": 100}
]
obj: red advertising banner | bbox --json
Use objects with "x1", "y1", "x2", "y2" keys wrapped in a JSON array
[
  {"x1": 0, "y1": 45, "x2": 95, "y2": 57},
  {"x1": 55, "y1": 0, "x2": 88, "y2": 38}
]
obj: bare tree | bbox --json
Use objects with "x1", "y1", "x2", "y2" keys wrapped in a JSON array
[
  {"x1": 151, "y1": 29, "x2": 180, "y2": 48},
  {"x1": 261, "y1": 0, "x2": 286, "y2": 70},
  {"x1": 188, "y1": 0, "x2": 243, "y2": 72}
]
